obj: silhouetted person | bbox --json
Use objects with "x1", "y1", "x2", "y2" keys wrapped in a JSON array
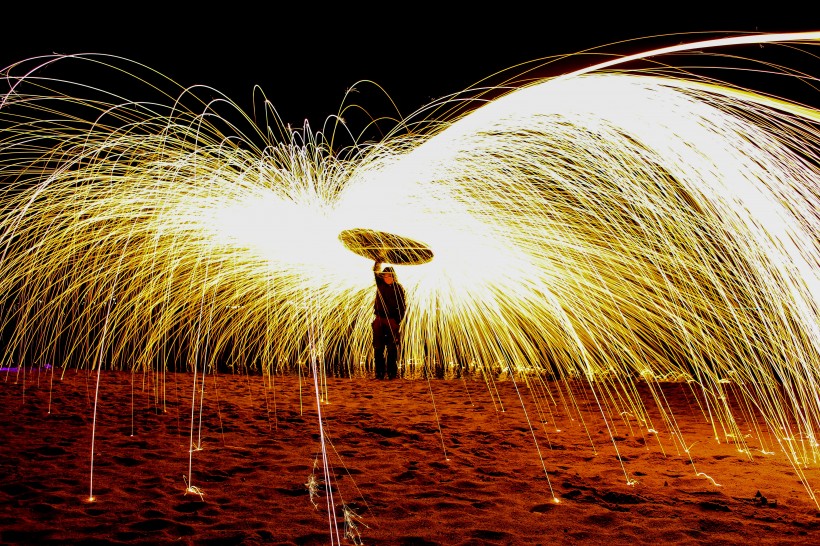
[{"x1": 372, "y1": 261, "x2": 406, "y2": 379}]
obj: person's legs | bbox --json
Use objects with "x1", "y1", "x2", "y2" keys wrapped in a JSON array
[
  {"x1": 386, "y1": 343, "x2": 398, "y2": 379},
  {"x1": 372, "y1": 318, "x2": 387, "y2": 379},
  {"x1": 385, "y1": 319, "x2": 399, "y2": 379}
]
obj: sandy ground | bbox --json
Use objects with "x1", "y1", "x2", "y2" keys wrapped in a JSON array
[{"x1": 1, "y1": 367, "x2": 819, "y2": 545}]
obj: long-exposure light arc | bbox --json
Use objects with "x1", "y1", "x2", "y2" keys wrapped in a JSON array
[{"x1": 1, "y1": 32, "x2": 820, "y2": 509}]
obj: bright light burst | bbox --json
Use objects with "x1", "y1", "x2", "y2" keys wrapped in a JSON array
[{"x1": 2, "y1": 33, "x2": 820, "y2": 503}]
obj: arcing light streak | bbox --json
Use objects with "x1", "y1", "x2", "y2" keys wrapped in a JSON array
[{"x1": 1, "y1": 33, "x2": 820, "y2": 503}]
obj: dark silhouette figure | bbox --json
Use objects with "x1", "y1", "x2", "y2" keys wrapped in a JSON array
[{"x1": 372, "y1": 261, "x2": 406, "y2": 379}]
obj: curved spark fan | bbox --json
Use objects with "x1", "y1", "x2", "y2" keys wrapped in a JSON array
[
  {"x1": 3, "y1": 32, "x2": 820, "y2": 509},
  {"x1": 338, "y1": 228, "x2": 433, "y2": 265}
]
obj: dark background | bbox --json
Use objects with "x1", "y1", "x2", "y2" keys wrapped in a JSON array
[
  {"x1": 0, "y1": 6, "x2": 815, "y2": 373},
  {"x1": 1, "y1": 5, "x2": 816, "y2": 133}
]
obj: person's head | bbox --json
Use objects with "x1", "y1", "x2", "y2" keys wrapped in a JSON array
[{"x1": 382, "y1": 266, "x2": 396, "y2": 284}]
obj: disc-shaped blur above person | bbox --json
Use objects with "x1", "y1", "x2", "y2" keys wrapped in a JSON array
[{"x1": 338, "y1": 228, "x2": 433, "y2": 265}]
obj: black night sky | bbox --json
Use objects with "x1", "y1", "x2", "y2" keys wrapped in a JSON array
[{"x1": 1, "y1": 5, "x2": 816, "y2": 135}]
